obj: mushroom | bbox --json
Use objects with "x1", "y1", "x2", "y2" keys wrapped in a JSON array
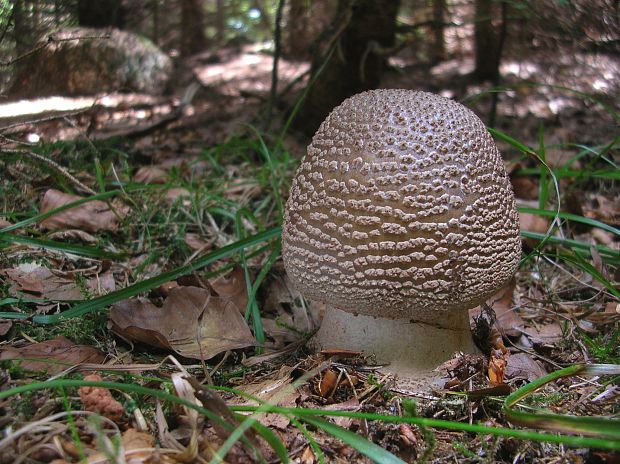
[{"x1": 282, "y1": 89, "x2": 521, "y2": 389}]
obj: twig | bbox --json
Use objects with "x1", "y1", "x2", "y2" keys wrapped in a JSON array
[
  {"x1": 90, "y1": 81, "x2": 200, "y2": 141},
  {"x1": 0, "y1": 5, "x2": 15, "y2": 46},
  {"x1": 266, "y1": 0, "x2": 285, "y2": 130},
  {"x1": 0, "y1": 32, "x2": 111, "y2": 67},
  {"x1": 489, "y1": 0, "x2": 509, "y2": 127},
  {"x1": 1, "y1": 149, "x2": 96, "y2": 195}
]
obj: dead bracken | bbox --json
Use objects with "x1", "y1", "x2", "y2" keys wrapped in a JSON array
[{"x1": 282, "y1": 89, "x2": 522, "y2": 388}]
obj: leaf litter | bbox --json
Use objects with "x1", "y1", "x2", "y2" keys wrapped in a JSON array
[
  {"x1": 110, "y1": 285, "x2": 255, "y2": 360},
  {"x1": 38, "y1": 189, "x2": 128, "y2": 233},
  {"x1": 0, "y1": 42, "x2": 618, "y2": 464}
]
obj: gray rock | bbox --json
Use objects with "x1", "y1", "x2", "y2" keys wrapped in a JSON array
[{"x1": 10, "y1": 27, "x2": 172, "y2": 98}]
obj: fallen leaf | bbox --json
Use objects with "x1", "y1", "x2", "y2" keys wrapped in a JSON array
[
  {"x1": 165, "y1": 187, "x2": 191, "y2": 203},
  {"x1": 586, "y1": 193, "x2": 620, "y2": 226},
  {"x1": 133, "y1": 166, "x2": 168, "y2": 184},
  {"x1": 210, "y1": 267, "x2": 248, "y2": 315},
  {"x1": 233, "y1": 367, "x2": 297, "y2": 429},
  {"x1": 0, "y1": 336, "x2": 105, "y2": 373},
  {"x1": 0, "y1": 321, "x2": 12, "y2": 336},
  {"x1": 327, "y1": 398, "x2": 361, "y2": 428},
  {"x1": 471, "y1": 281, "x2": 524, "y2": 339},
  {"x1": 300, "y1": 445, "x2": 316, "y2": 464},
  {"x1": 85, "y1": 428, "x2": 166, "y2": 463},
  {"x1": 110, "y1": 286, "x2": 255, "y2": 359},
  {"x1": 184, "y1": 233, "x2": 212, "y2": 251},
  {"x1": 188, "y1": 377, "x2": 262, "y2": 455},
  {"x1": 39, "y1": 189, "x2": 127, "y2": 232},
  {"x1": 505, "y1": 352, "x2": 547, "y2": 381},
  {"x1": 319, "y1": 349, "x2": 362, "y2": 359},
  {"x1": 2, "y1": 265, "x2": 115, "y2": 301},
  {"x1": 399, "y1": 424, "x2": 417, "y2": 447},
  {"x1": 509, "y1": 164, "x2": 538, "y2": 201},
  {"x1": 47, "y1": 229, "x2": 98, "y2": 244},
  {"x1": 2, "y1": 266, "x2": 84, "y2": 301},
  {"x1": 262, "y1": 275, "x2": 322, "y2": 340},
  {"x1": 518, "y1": 211, "x2": 549, "y2": 233},
  {"x1": 522, "y1": 322, "x2": 564, "y2": 345},
  {"x1": 318, "y1": 369, "x2": 338, "y2": 398},
  {"x1": 488, "y1": 349, "x2": 508, "y2": 386},
  {"x1": 87, "y1": 270, "x2": 116, "y2": 295},
  {"x1": 79, "y1": 374, "x2": 125, "y2": 422},
  {"x1": 0, "y1": 218, "x2": 12, "y2": 229}
]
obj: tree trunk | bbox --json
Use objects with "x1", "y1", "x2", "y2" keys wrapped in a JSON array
[
  {"x1": 284, "y1": 0, "x2": 336, "y2": 60},
  {"x1": 285, "y1": 0, "x2": 309, "y2": 58},
  {"x1": 152, "y1": 0, "x2": 160, "y2": 45},
  {"x1": 294, "y1": 0, "x2": 400, "y2": 135},
  {"x1": 215, "y1": 0, "x2": 225, "y2": 45},
  {"x1": 77, "y1": 0, "x2": 125, "y2": 29},
  {"x1": 474, "y1": 0, "x2": 498, "y2": 81},
  {"x1": 180, "y1": 0, "x2": 208, "y2": 56},
  {"x1": 251, "y1": 0, "x2": 273, "y2": 35},
  {"x1": 13, "y1": 0, "x2": 29, "y2": 56},
  {"x1": 431, "y1": 0, "x2": 446, "y2": 63}
]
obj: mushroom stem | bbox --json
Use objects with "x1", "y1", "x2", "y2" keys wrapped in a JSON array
[{"x1": 311, "y1": 305, "x2": 479, "y2": 389}]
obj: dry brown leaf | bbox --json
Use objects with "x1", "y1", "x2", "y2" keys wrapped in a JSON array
[
  {"x1": 488, "y1": 350, "x2": 508, "y2": 386},
  {"x1": 110, "y1": 286, "x2": 255, "y2": 359},
  {"x1": 2, "y1": 266, "x2": 115, "y2": 301},
  {"x1": 300, "y1": 445, "x2": 316, "y2": 464},
  {"x1": 475, "y1": 280, "x2": 524, "y2": 338},
  {"x1": 0, "y1": 218, "x2": 12, "y2": 229},
  {"x1": 607, "y1": 302, "x2": 620, "y2": 315},
  {"x1": 85, "y1": 428, "x2": 171, "y2": 464},
  {"x1": 505, "y1": 352, "x2": 547, "y2": 381},
  {"x1": 318, "y1": 369, "x2": 338, "y2": 398},
  {"x1": 210, "y1": 267, "x2": 248, "y2": 315},
  {"x1": 133, "y1": 165, "x2": 168, "y2": 184},
  {"x1": 165, "y1": 187, "x2": 191, "y2": 203},
  {"x1": 0, "y1": 336, "x2": 105, "y2": 373},
  {"x1": 586, "y1": 193, "x2": 620, "y2": 226},
  {"x1": 0, "y1": 321, "x2": 12, "y2": 336},
  {"x1": 261, "y1": 275, "x2": 322, "y2": 340},
  {"x1": 519, "y1": 211, "x2": 550, "y2": 249},
  {"x1": 39, "y1": 189, "x2": 127, "y2": 232},
  {"x1": 522, "y1": 322, "x2": 564, "y2": 345},
  {"x1": 399, "y1": 424, "x2": 417, "y2": 447},
  {"x1": 47, "y1": 229, "x2": 98, "y2": 244},
  {"x1": 184, "y1": 233, "x2": 212, "y2": 251},
  {"x1": 87, "y1": 270, "x2": 117, "y2": 295},
  {"x1": 79, "y1": 374, "x2": 125, "y2": 422},
  {"x1": 509, "y1": 163, "x2": 538, "y2": 201},
  {"x1": 233, "y1": 368, "x2": 297, "y2": 429}
]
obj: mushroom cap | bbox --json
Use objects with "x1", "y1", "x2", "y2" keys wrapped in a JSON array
[{"x1": 282, "y1": 89, "x2": 521, "y2": 323}]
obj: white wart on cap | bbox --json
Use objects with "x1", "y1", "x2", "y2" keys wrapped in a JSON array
[{"x1": 283, "y1": 89, "x2": 521, "y2": 325}]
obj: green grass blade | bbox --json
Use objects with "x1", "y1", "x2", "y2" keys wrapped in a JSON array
[
  {"x1": 487, "y1": 127, "x2": 536, "y2": 156},
  {"x1": 229, "y1": 404, "x2": 620, "y2": 451},
  {"x1": 301, "y1": 415, "x2": 407, "y2": 464},
  {"x1": 514, "y1": 167, "x2": 620, "y2": 181},
  {"x1": 518, "y1": 207, "x2": 620, "y2": 237},
  {"x1": 243, "y1": 420, "x2": 289, "y2": 464},
  {"x1": 26, "y1": 226, "x2": 282, "y2": 324},
  {"x1": 555, "y1": 252, "x2": 620, "y2": 299},
  {"x1": 521, "y1": 231, "x2": 619, "y2": 264},
  {"x1": 0, "y1": 380, "x2": 265, "y2": 459},
  {"x1": 2, "y1": 234, "x2": 124, "y2": 259},
  {"x1": 537, "y1": 125, "x2": 549, "y2": 209},
  {"x1": 245, "y1": 125, "x2": 284, "y2": 219},
  {"x1": 504, "y1": 364, "x2": 620, "y2": 439},
  {"x1": 0, "y1": 186, "x2": 150, "y2": 235}
]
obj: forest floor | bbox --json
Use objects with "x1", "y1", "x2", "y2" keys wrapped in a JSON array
[{"x1": 0, "y1": 43, "x2": 618, "y2": 463}]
